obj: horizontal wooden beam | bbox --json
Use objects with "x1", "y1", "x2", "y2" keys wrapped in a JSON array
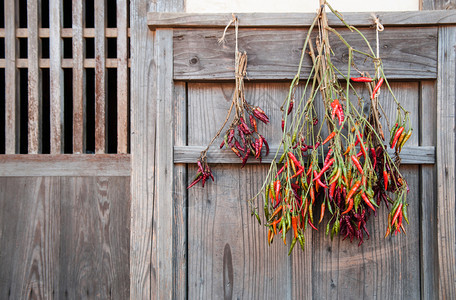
[
  {"x1": 0, "y1": 58, "x2": 131, "y2": 68},
  {"x1": 148, "y1": 11, "x2": 456, "y2": 29},
  {"x1": 0, "y1": 28, "x2": 131, "y2": 38},
  {"x1": 174, "y1": 146, "x2": 435, "y2": 165},
  {"x1": 173, "y1": 27, "x2": 437, "y2": 80},
  {"x1": 0, "y1": 154, "x2": 131, "y2": 176}
]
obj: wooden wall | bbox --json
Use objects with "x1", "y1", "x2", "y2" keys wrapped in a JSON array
[{"x1": 0, "y1": 176, "x2": 130, "y2": 299}]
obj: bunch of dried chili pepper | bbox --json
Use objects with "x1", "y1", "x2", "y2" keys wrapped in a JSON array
[
  {"x1": 188, "y1": 19, "x2": 270, "y2": 189},
  {"x1": 251, "y1": 2, "x2": 412, "y2": 253}
]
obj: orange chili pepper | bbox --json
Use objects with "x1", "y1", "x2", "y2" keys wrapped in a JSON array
[
  {"x1": 271, "y1": 205, "x2": 283, "y2": 219},
  {"x1": 361, "y1": 193, "x2": 376, "y2": 211},
  {"x1": 322, "y1": 131, "x2": 336, "y2": 145},
  {"x1": 291, "y1": 216, "x2": 298, "y2": 238},
  {"x1": 319, "y1": 203, "x2": 325, "y2": 224},
  {"x1": 351, "y1": 155, "x2": 364, "y2": 175},
  {"x1": 346, "y1": 180, "x2": 361, "y2": 204},
  {"x1": 342, "y1": 198, "x2": 353, "y2": 215},
  {"x1": 383, "y1": 170, "x2": 388, "y2": 191}
]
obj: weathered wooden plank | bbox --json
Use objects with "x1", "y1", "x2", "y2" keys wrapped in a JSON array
[
  {"x1": 187, "y1": 164, "x2": 291, "y2": 299},
  {"x1": 0, "y1": 177, "x2": 60, "y2": 299},
  {"x1": 73, "y1": 0, "x2": 86, "y2": 154},
  {"x1": 422, "y1": 0, "x2": 456, "y2": 10},
  {"x1": 420, "y1": 80, "x2": 438, "y2": 300},
  {"x1": 95, "y1": 0, "x2": 106, "y2": 153},
  {"x1": 12, "y1": 27, "x2": 125, "y2": 38},
  {"x1": 5, "y1": 0, "x2": 18, "y2": 154},
  {"x1": 149, "y1": 11, "x2": 456, "y2": 29},
  {"x1": 117, "y1": 0, "x2": 128, "y2": 154},
  {"x1": 173, "y1": 27, "x2": 437, "y2": 80},
  {"x1": 27, "y1": 0, "x2": 42, "y2": 154},
  {"x1": 49, "y1": 0, "x2": 64, "y2": 153},
  {"x1": 437, "y1": 26, "x2": 456, "y2": 299},
  {"x1": 10, "y1": 58, "x2": 131, "y2": 69},
  {"x1": 173, "y1": 82, "x2": 187, "y2": 299},
  {"x1": 59, "y1": 176, "x2": 130, "y2": 299},
  {"x1": 0, "y1": 154, "x2": 131, "y2": 176},
  {"x1": 186, "y1": 82, "x2": 297, "y2": 299},
  {"x1": 130, "y1": 0, "x2": 154, "y2": 297},
  {"x1": 173, "y1": 145, "x2": 435, "y2": 164},
  {"x1": 154, "y1": 29, "x2": 175, "y2": 299}
]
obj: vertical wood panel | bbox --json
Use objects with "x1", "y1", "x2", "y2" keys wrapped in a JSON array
[
  {"x1": 5, "y1": 0, "x2": 18, "y2": 153},
  {"x1": 59, "y1": 177, "x2": 130, "y2": 299},
  {"x1": 187, "y1": 83, "x2": 290, "y2": 299},
  {"x1": 95, "y1": 0, "x2": 106, "y2": 153},
  {"x1": 421, "y1": 0, "x2": 456, "y2": 10},
  {"x1": 310, "y1": 83, "x2": 420, "y2": 299},
  {"x1": 0, "y1": 177, "x2": 60, "y2": 299},
  {"x1": 173, "y1": 82, "x2": 187, "y2": 299},
  {"x1": 154, "y1": 29, "x2": 174, "y2": 299},
  {"x1": 27, "y1": 0, "x2": 42, "y2": 154},
  {"x1": 420, "y1": 81, "x2": 438, "y2": 300},
  {"x1": 130, "y1": 0, "x2": 184, "y2": 298},
  {"x1": 49, "y1": 0, "x2": 64, "y2": 153},
  {"x1": 437, "y1": 26, "x2": 456, "y2": 299},
  {"x1": 73, "y1": 0, "x2": 86, "y2": 154},
  {"x1": 117, "y1": 0, "x2": 128, "y2": 154}
]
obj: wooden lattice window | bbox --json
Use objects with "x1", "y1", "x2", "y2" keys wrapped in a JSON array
[{"x1": 0, "y1": 0, "x2": 130, "y2": 155}]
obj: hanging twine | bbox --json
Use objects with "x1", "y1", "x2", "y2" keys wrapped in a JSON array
[{"x1": 371, "y1": 13, "x2": 384, "y2": 60}]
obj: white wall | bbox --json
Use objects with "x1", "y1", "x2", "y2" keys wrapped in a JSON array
[{"x1": 186, "y1": 0, "x2": 420, "y2": 13}]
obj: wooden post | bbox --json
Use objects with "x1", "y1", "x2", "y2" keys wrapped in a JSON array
[
  {"x1": 49, "y1": 0, "x2": 64, "y2": 154},
  {"x1": 95, "y1": 0, "x2": 106, "y2": 153},
  {"x1": 436, "y1": 25, "x2": 456, "y2": 299},
  {"x1": 27, "y1": 0, "x2": 42, "y2": 154},
  {"x1": 117, "y1": 0, "x2": 128, "y2": 154},
  {"x1": 5, "y1": 0, "x2": 18, "y2": 154},
  {"x1": 72, "y1": 0, "x2": 86, "y2": 154}
]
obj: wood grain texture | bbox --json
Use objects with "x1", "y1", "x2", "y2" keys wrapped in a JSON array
[
  {"x1": 173, "y1": 27, "x2": 437, "y2": 81},
  {"x1": 148, "y1": 11, "x2": 456, "y2": 29},
  {"x1": 27, "y1": 0, "x2": 42, "y2": 154},
  {"x1": 422, "y1": 0, "x2": 456, "y2": 10},
  {"x1": 173, "y1": 82, "x2": 187, "y2": 299},
  {"x1": 420, "y1": 80, "x2": 438, "y2": 300},
  {"x1": 2, "y1": 58, "x2": 132, "y2": 69},
  {"x1": 0, "y1": 27, "x2": 128, "y2": 39},
  {"x1": 117, "y1": 0, "x2": 128, "y2": 154},
  {"x1": 95, "y1": 0, "x2": 106, "y2": 153},
  {"x1": 49, "y1": 0, "x2": 64, "y2": 154},
  {"x1": 437, "y1": 26, "x2": 456, "y2": 299},
  {"x1": 130, "y1": 0, "x2": 184, "y2": 298},
  {"x1": 0, "y1": 177, "x2": 60, "y2": 299},
  {"x1": 0, "y1": 154, "x2": 131, "y2": 176},
  {"x1": 73, "y1": 0, "x2": 86, "y2": 154},
  {"x1": 5, "y1": 0, "x2": 18, "y2": 153},
  {"x1": 154, "y1": 29, "x2": 175, "y2": 299},
  {"x1": 186, "y1": 83, "x2": 299, "y2": 299},
  {"x1": 174, "y1": 145, "x2": 435, "y2": 164},
  {"x1": 59, "y1": 176, "x2": 130, "y2": 299},
  {"x1": 130, "y1": 0, "x2": 156, "y2": 297}
]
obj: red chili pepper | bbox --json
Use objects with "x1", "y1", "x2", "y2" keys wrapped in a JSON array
[
  {"x1": 314, "y1": 158, "x2": 335, "y2": 181},
  {"x1": 383, "y1": 170, "x2": 388, "y2": 191},
  {"x1": 351, "y1": 155, "x2": 364, "y2": 175},
  {"x1": 276, "y1": 163, "x2": 287, "y2": 177},
  {"x1": 314, "y1": 170, "x2": 328, "y2": 189},
  {"x1": 260, "y1": 135, "x2": 269, "y2": 156},
  {"x1": 336, "y1": 106, "x2": 344, "y2": 125},
  {"x1": 275, "y1": 180, "x2": 281, "y2": 206},
  {"x1": 329, "y1": 181, "x2": 337, "y2": 199},
  {"x1": 342, "y1": 198, "x2": 354, "y2": 215},
  {"x1": 371, "y1": 78, "x2": 384, "y2": 99},
  {"x1": 291, "y1": 166, "x2": 304, "y2": 179},
  {"x1": 187, "y1": 173, "x2": 203, "y2": 189},
  {"x1": 391, "y1": 126, "x2": 405, "y2": 149},
  {"x1": 322, "y1": 131, "x2": 336, "y2": 145},
  {"x1": 287, "y1": 100, "x2": 294, "y2": 115},
  {"x1": 288, "y1": 152, "x2": 302, "y2": 169},
  {"x1": 281, "y1": 118, "x2": 285, "y2": 132},
  {"x1": 231, "y1": 147, "x2": 242, "y2": 158},
  {"x1": 351, "y1": 76, "x2": 373, "y2": 82},
  {"x1": 391, "y1": 203, "x2": 403, "y2": 226},
  {"x1": 324, "y1": 148, "x2": 333, "y2": 166},
  {"x1": 346, "y1": 180, "x2": 361, "y2": 204},
  {"x1": 308, "y1": 218, "x2": 318, "y2": 231},
  {"x1": 371, "y1": 148, "x2": 377, "y2": 168},
  {"x1": 220, "y1": 140, "x2": 225, "y2": 149},
  {"x1": 306, "y1": 162, "x2": 313, "y2": 177},
  {"x1": 361, "y1": 193, "x2": 376, "y2": 211},
  {"x1": 249, "y1": 115, "x2": 257, "y2": 133}
]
